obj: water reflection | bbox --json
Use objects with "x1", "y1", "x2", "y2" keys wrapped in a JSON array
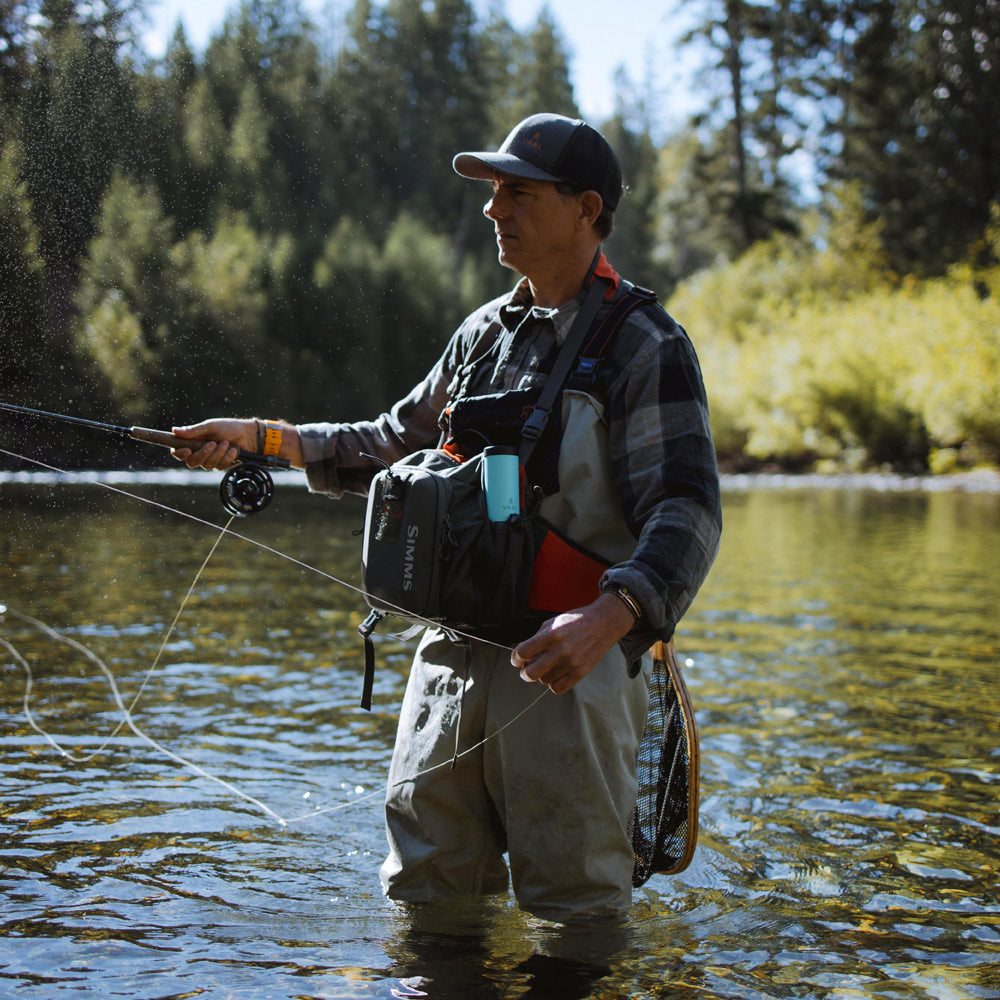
[
  {"x1": 1, "y1": 478, "x2": 999, "y2": 998},
  {"x1": 380, "y1": 900, "x2": 632, "y2": 999}
]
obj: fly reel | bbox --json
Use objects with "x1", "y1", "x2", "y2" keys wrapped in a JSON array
[
  {"x1": 0, "y1": 401, "x2": 292, "y2": 517},
  {"x1": 219, "y1": 463, "x2": 275, "y2": 517}
]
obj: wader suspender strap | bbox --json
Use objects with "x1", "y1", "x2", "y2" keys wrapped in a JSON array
[
  {"x1": 571, "y1": 282, "x2": 657, "y2": 386},
  {"x1": 519, "y1": 277, "x2": 656, "y2": 465},
  {"x1": 518, "y1": 273, "x2": 611, "y2": 466}
]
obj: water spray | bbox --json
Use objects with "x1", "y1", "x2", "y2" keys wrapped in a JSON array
[{"x1": 0, "y1": 401, "x2": 289, "y2": 516}]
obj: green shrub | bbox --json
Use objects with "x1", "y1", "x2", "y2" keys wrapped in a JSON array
[{"x1": 671, "y1": 192, "x2": 1000, "y2": 471}]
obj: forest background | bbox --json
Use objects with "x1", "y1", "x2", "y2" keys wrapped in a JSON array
[{"x1": 1, "y1": 0, "x2": 998, "y2": 474}]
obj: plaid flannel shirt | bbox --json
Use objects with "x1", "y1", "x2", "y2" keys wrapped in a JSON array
[{"x1": 299, "y1": 274, "x2": 721, "y2": 659}]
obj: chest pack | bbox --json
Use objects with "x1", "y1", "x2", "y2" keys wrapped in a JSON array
[{"x1": 356, "y1": 277, "x2": 656, "y2": 709}]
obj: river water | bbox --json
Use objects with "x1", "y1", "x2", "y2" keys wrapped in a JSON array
[{"x1": 1, "y1": 472, "x2": 998, "y2": 999}]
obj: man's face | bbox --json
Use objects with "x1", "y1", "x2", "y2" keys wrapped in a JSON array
[{"x1": 482, "y1": 173, "x2": 585, "y2": 277}]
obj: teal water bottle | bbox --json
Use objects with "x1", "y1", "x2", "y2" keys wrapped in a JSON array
[{"x1": 482, "y1": 446, "x2": 520, "y2": 521}]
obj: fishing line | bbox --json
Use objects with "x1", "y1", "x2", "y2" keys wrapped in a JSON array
[
  {"x1": 107, "y1": 514, "x2": 235, "y2": 739},
  {"x1": 0, "y1": 517, "x2": 230, "y2": 758},
  {"x1": 282, "y1": 687, "x2": 550, "y2": 825},
  {"x1": 1, "y1": 632, "x2": 70, "y2": 759},
  {"x1": 1, "y1": 607, "x2": 288, "y2": 825},
  {"x1": 0, "y1": 445, "x2": 510, "y2": 653},
  {"x1": 0, "y1": 444, "x2": 549, "y2": 825},
  {"x1": 1, "y1": 606, "x2": 548, "y2": 827},
  {"x1": 0, "y1": 444, "x2": 362, "y2": 593}
]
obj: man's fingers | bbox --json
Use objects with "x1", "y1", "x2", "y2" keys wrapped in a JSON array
[
  {"x1": 173, "y1": 439, "x2": 239, "y2": 471},
  {"x1": 191, "y1": 440, "x2": 223, "y2": 469},
  {"x1": 521, "y1": 658, "x2": 579, "y2": 694},
  {"x1": 511, "y1": 617, "x2": 560, "y2": 670},
  {"x1": 514, "y1": 645, "x2": 571, "y2": 689}
]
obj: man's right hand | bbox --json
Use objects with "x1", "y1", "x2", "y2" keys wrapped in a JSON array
[{"x1": 170, "y1": 419, "x2": 258, "y2": 470}]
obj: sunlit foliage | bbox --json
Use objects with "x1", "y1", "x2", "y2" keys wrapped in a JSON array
[{"x1": 671, "y1": 193, "x2": 1000, "y2": 472}]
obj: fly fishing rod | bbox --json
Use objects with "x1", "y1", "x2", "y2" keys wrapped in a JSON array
[{"x1": 0, "y1": 401, "x2": 289, "y2": 517}]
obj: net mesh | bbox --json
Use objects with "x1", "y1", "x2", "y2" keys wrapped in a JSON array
[{"x1": 629, "y1": 641, "x2": 699, "y2": 886}]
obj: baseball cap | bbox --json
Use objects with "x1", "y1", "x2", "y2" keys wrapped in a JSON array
[{"x1": 453, "y1": 113, "x2": 623, "y2": 210}]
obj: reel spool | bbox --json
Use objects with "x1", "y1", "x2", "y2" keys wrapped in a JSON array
[{"x1": 219, "y1": 463, "x2": 274, "y2": 517}]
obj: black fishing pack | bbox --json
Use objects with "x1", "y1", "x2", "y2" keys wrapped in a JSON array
[
  {"x1": 360, "y1": 448, "x2": 550, "y2": 636},
  {"x1": 356, "y1": 276, "x2": 656, "y2": 708}
]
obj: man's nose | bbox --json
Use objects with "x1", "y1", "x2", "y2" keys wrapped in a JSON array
[{"x1": 484, "y1": 192, "x2": 506, "y2": 220}]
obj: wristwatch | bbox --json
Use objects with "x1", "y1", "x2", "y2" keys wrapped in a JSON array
[{"x1": 604, "y1": 583, "x2": 643, "y2": 623}]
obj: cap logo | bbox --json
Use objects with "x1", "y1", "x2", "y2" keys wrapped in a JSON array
[{"x1": 522, "y1": 130, "x2": 544, "y2": 153}]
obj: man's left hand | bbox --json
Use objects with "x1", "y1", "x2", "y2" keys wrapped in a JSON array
[{"x1": 510, "y1": 592, "x2": 637, "y2": 693}]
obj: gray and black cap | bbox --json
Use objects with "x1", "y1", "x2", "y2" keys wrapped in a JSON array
[{"x1": 453, "y1": 113, "x2": 623, "y2": 211}]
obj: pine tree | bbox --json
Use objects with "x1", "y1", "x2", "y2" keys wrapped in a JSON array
[
  {"x1": 16, "y1": 0, "x2": 141, "y2": 327},
  {"x1": 74, "y1": 173, "x2": 175, "y2": 419},
  {"x1": 508, "y1": 9, "x2": 578, "y2": 122},
  {"x1": 653, "y1": 123, "x2": 763, "y2": 285},
  {"x1": 139, "y1": 23, "x2": 205, "y2": 236},
  {"x1": 0, "y1": 140, "x2": 50, "y2": 403},
  {"x1": 676, "y1": 0, "x2": 800, "y2": 252},
  {"x1": 602, "y1": 96, "x2": 664, "y2": 290},
  {"x1": 0, "y1": 0, "x2": 33, "y2": 117},
  {"x1": 830, "y1": 0, "x2": 1000, "y2": 270}
]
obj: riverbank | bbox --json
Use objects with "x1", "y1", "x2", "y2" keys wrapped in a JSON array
[
  {"x1": 720, "y1": 468, "x2": 1000, "y2": 493},
  {"x1": 1, "y1": 466, "x2": 999, "y2": 492}
]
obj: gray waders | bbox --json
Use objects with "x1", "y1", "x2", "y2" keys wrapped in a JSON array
[{"x1": 380, "y1": 391, "x2": 653, "y2": 921}]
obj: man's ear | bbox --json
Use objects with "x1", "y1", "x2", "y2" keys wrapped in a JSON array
[{"x1": 578, "y1": 190, "x2": 604, "y2": 228}]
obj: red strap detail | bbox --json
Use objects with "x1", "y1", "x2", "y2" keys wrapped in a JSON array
[
  {"x1": 578, "y1": 285, "x2": 656, "y2": 361},
  {"x1": 527, "y1": 530, "x2": 610, "y2": 614},
  {"x1": 590, "y1": 252, "x2": 620, "y2": 299}
]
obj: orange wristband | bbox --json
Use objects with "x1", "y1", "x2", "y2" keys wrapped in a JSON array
[{"x1": 262, "y1": 422, "x2": 282, "y2": 457}]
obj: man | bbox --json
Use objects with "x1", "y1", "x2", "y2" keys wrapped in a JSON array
[{"x1": 173, "y1": 113, "x2": 721, "y2": 921}]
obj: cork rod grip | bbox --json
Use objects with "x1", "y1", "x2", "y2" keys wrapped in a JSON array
[{"x1": 128, "y1": 426, "x2": 211, "y2": 451}]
